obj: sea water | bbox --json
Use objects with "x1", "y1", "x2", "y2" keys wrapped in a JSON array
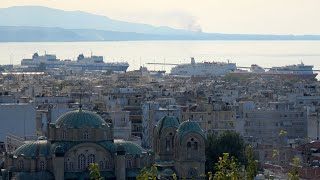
[{"x1": 1, "y1": 40, "x2": 320, "y2": 75}]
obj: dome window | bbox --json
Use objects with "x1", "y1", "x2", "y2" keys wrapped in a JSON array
[
  {"x1": 87, "y1": 154, "x2": 95, "y2": 167},
  {"x1": 39, "y1": 161, "x2": 45, "y2": 170},
  {"x1": 105, "y1": 160, "x2": 110, "y2": 169},
  {"x1": 194, "y1": 142, "x2": 198, "y2": 150},
  {"x1": 99, "y1": 161, "x2": 104, "y2": 169},
  {"x1": 18, "y1": 160, "x2": 24, "y2": 170},
  {"x1": 61, "y1": 130, "x2": 67, "y2": 140},
  {"x1": 83, "y1": 131, "x2": 89, "y2": 140},
  {"x1": 78, "y1": 154, "x2": 86, "y2": 170},
  {"x1": 69, "y1": 162, "x2": 74, "y2": 170},
  {"x1": 64, "y1": 162, "x2": 68, "y2": 170},
  {"x1": 126, "y1": 159, "x2": 132, "y2": 168}
]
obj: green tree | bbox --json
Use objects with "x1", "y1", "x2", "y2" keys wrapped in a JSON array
[
  {"x1": 287, "y1": 158, "x2": 299, "y2": 180},
  {"x1": 173, "y1": 173, "x2": 177, "y2": 180},
  {"x1": 136, "y1": 164, "x2": 158, "y2": 180},
  {"x1": 89, "y1": 163, "x2": 103, "y2": 180},
  {"x1": 245, "y1": 145, "x2": 258, "y2": 180},
  {"x1": 206, "y1": 131, "x2": 246, "y2": 172},
  {"x1": 208, "y1": 171, "x2": 213, "y2": 180},
  {"x1": 215, "y1": 153, "x2": 243, "y2": 180}
]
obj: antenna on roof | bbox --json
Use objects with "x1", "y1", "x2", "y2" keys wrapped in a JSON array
[
  {"x1": 167, "y1": 101, "x2": 170, "y2": 116},
  {"x1": 79, "y1": 93, "x2": 83, "y2": 112},
  {"x1": 79, "y1": 85, "x2": 84, "y2": 112}
]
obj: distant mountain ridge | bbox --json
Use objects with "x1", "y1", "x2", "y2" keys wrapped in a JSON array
[
  {"x1": 0, "y1": 6, "x2": 320, "y2": 41},
  {"x1": 0, "y1": 6, "x2": 195, "y2": 35}
]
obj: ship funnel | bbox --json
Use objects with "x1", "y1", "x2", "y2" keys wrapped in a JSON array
[{"x1": 191, "y1": 57, "x2": 195, "y2": 65}]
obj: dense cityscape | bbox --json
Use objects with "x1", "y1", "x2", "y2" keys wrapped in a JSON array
[{"x1": 0, "y1": 58, "x2": 319, "y2": 179}]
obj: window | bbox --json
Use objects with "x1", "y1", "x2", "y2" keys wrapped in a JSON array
[
  {"x1": 69, "y1": 162, "x2": 74, "y2": 170},
  {"x1": 39, "y1": 161, "x2": 45, "y2": 170},
  {"x1": 18, "y1": 160, "x2": 24, "y2": 170},
  {"x1": 83, "y1": 131, "x2": 89, "y2": 140},
  {"x1": 100, "y1": 161, "x2": 104, "y2": 169},
  {"x1": 187, "y1": 142, "x2": 191, "y2": 148},
  {"x1": 165, "y1": 133, "x2": 174, "y2": 151},
  {"x1": 87, "y1": 154, "x2": 95, "y2": 167},
  {"x1": 105, "y1": 160, "x2": 110, "y2": 169},
  {"x1": 78, "y1": 154, "x2": 86, "y2": 170},
  {"x1": 187, "y1": 138, "x2": 199, "y2": 158},
  {"x1": 61, "y1": 130, "x2": 67, "y2": 140},
  {"x1": 64, "y1": 162, "x2": 68, "y2": 170},
  {"x1": 187, "y1": 142, "x2": 192, "y2": 158},
  {"x1": 193, "y1": 142, "x2": 198, "y2": 150},
  {"x1": 126, "y1": 159, "x2": 132, "y2": 168}
]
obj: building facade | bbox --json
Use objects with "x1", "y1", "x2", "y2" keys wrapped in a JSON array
[
  {"x1": 1, "y1": 109, "x2": 206, "y2": 180},
  {"x1": 1, "y1": 109, "x2": 153, "y2": 180}
]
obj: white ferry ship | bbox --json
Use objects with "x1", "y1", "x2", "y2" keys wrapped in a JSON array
[
  {"x1": 21, "y1": 53, "x2": 129, "y2": 72},
  {"x1": 65, "y1": 54, "x2": 129, "y2": 71},
  {"x1": 170, "y1": 57, "x2": 237, "y2": 77},
  {"x1": 232, "y1": 63, "x2": 318, "y2": 79},
  {"x1": 21, "y1": 53, "x2": 64, "y2": 68}
]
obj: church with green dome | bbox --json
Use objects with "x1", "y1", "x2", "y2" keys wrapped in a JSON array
[
  {"x1": 1, "y1": 110, "x2": 206, "y2": 180},
  {"x1": 153, "y1": 116, "x2": 206, "y2": 179}
]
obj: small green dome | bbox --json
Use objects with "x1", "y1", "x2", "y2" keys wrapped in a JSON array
[
  {"x1": 54, "y1": 110, "x2": 106, "y2": 128},
  {"x1": 13, "y1": 140, "x2": 51, "y2": 159},
  {"x1": 155, "y1": 116, "x2": 179, "y2": 136},
  {"x1": 177, "y1": 120, "x2": 205, "y2": 140},
  {"x1": 160, "y1": 168, "x2": 175, "y2": 177},
  {"x1": 114, "y1": 140, "x2": 146, "y2": 156}
]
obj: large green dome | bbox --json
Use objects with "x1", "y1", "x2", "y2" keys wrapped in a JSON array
[
  {"x1": 177, "y1": 120, "x2": 205, "y2": 140},
  {"x1": 54, "y1": 110, "x2": 106, "y2": 128},
  {"x1": 13, "y1": 140, "x2": 51, "y2": 159},
  {"x1": 155, "y1": 116, "x2": 179, "y2": 136}
]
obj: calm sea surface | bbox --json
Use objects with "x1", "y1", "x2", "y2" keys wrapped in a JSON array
[{"x1": 0, "y1": 41, "x2": 320, "y2": 73}]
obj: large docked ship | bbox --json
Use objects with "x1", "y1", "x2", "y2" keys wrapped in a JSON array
[
  {"x1": 170, "y1": 57, "x2": 237, "y2": 76},
  {"x1": 232, "y1": 63, "x2": 318, "y2": 79},
  {"x1": 21, "y1": 53, "x2": 64, "y2": 68},
  {"x1": 65, "y1": 54, "x2": 129, "y2": 71},
  {"x1": 21, "y1": 53, "x2": 129, "y2": 72}
]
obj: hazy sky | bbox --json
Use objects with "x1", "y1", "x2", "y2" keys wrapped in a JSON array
[{"x1": 1, "y1": 0, "x2": 320, "y2": 34}]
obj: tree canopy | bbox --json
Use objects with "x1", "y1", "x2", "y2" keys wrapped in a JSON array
[
  {"x1": 89, "y1": 163, "x2": 102, "y2": 180},
  {"x1": 206, "y1": 131, "x2": 246, "y2": 172},
  {"x1": 214, "y1": 153, "x2": 243, "y2": 180}
]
